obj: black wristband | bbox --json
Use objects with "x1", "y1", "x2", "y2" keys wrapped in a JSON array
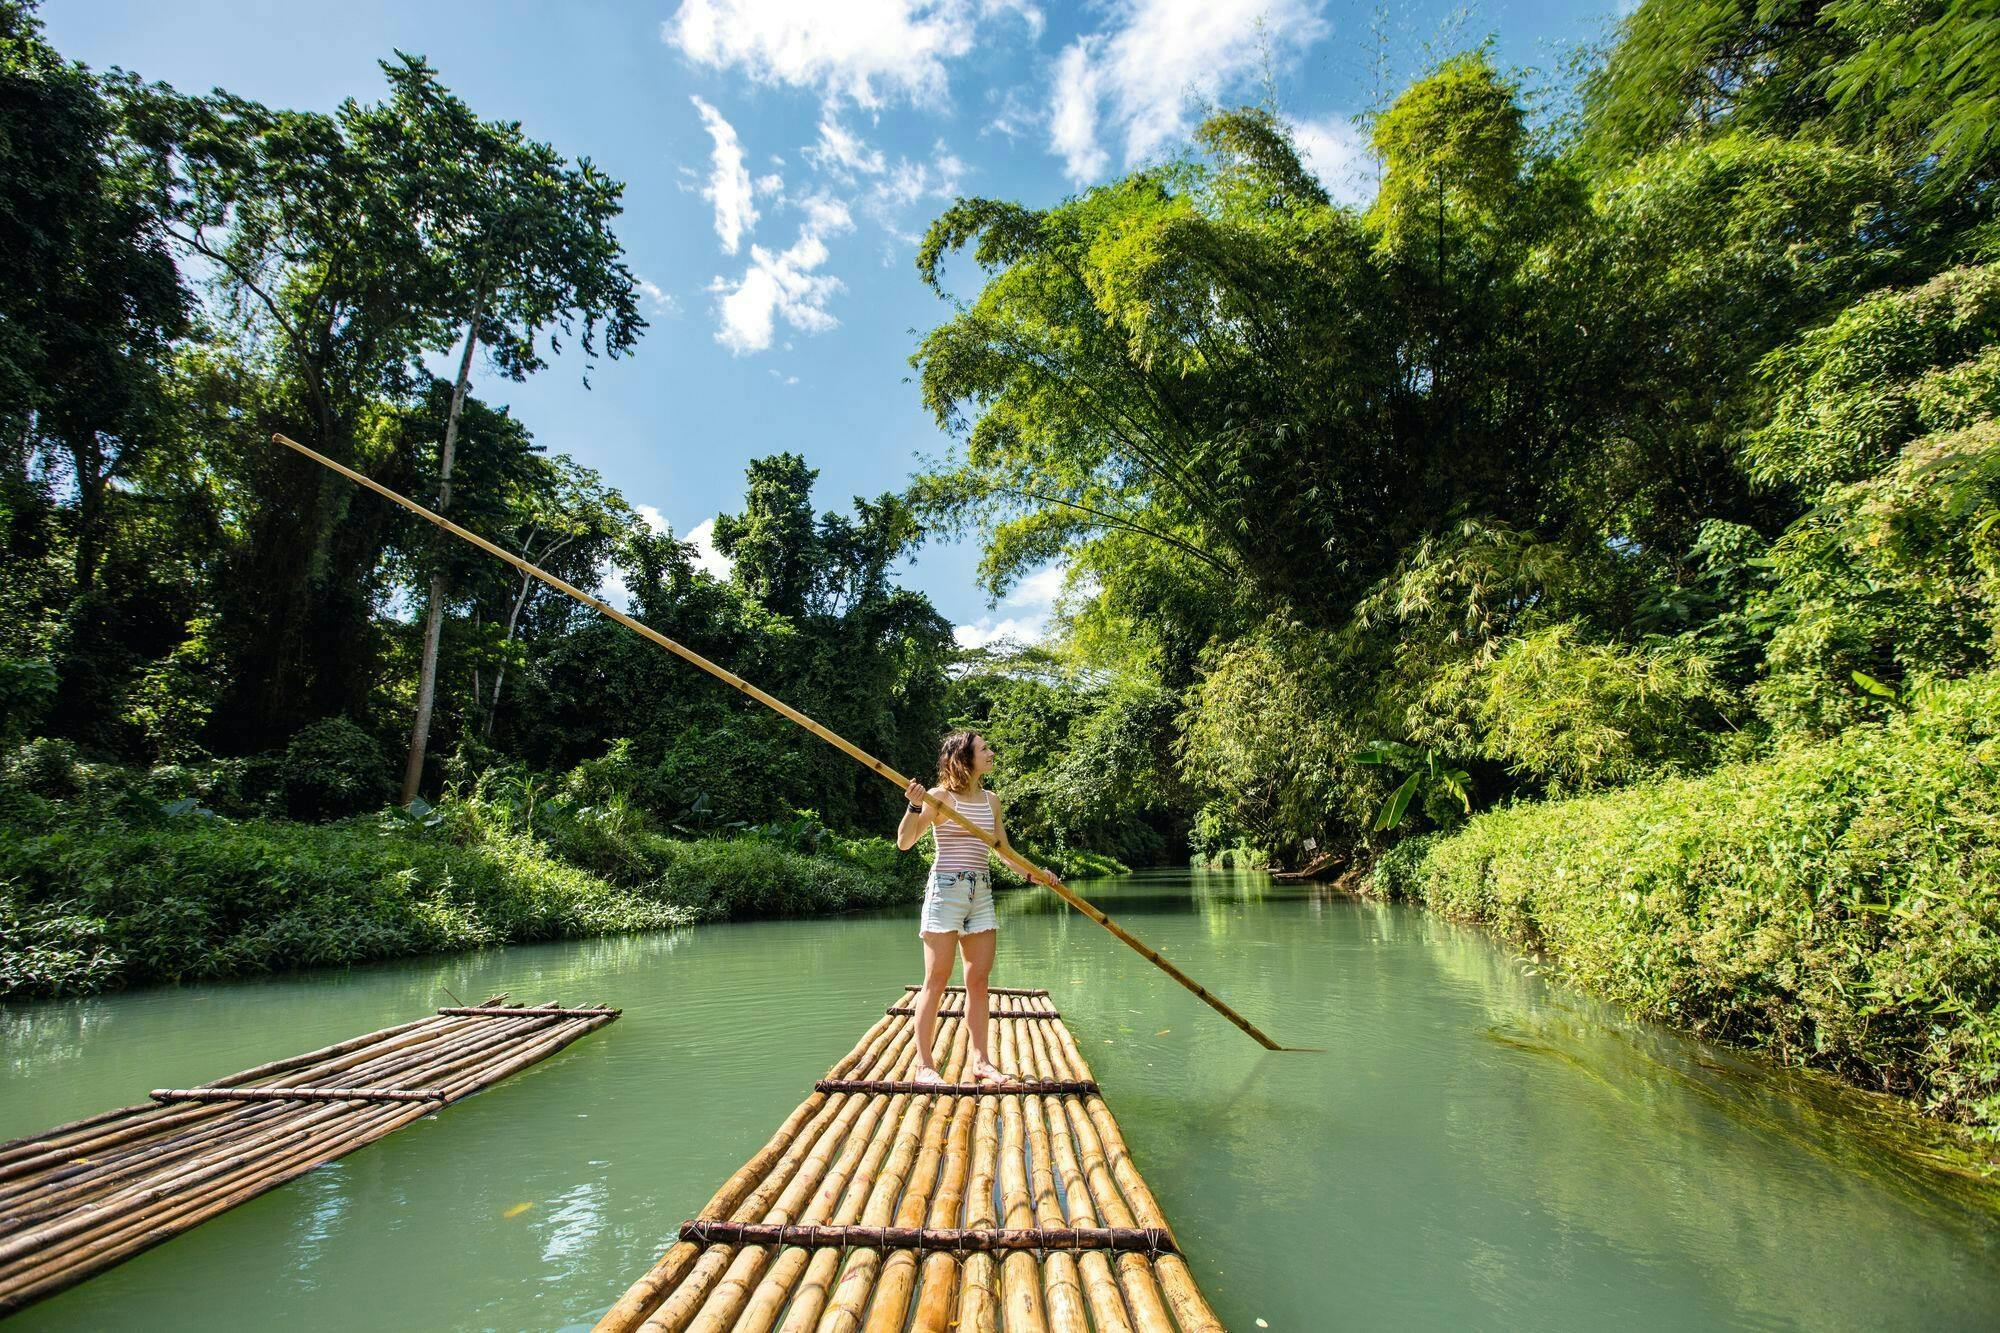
[{"x1": 906, "y1": 803, "x2": 925, "y2": 814}]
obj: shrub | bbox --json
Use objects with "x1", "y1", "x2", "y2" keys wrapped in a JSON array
[
  {"x1": 0, "y1": 658, "x2": 56, "y2": 742},
  {"x1": 280, "y1": 718, "x2": 392, "y2": 819},
  {"x1": 125, "y1": 617, "x2": 224, "y2": 763},
  {"x1": 1179, "y1": 620, "x2": 1385, "y2": 854},
  {"x1": 0, "y1": 807, "x2": 690, "y2": 998},
  {"x1": 1756, "y1": 419, "x2": 2000, "y2": 736},
  {"x1": 1380, "y1": 670, "x2": 2000, "y2": 1134},
  {"x1": 5, "y1": 736, "x2": 86, "y2": 800},
  {"x1": 1744, "y1": 264, "x2": 2000, "y2": 492},
  {"x1": 1413, "y1": 623, "x2": 1739, "y2": 792},
  {"x1": 0, "y1": 883, "x2": 121, "y2": 996},
  {"x1": 646, "y1": 836, "x2": 920, "y2": 920}
]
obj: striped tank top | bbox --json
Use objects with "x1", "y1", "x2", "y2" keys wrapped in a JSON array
[{"x1": 929, "y1": 789, "x2": 996, "y2": 873}]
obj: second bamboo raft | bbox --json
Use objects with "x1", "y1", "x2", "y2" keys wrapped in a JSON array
[
  {"x1": 596, "y1": 986, "x2": 1222, "y2": 1332},
  {"x1": 0, "y1": 996, "x2": 618, "y2": 1316}
]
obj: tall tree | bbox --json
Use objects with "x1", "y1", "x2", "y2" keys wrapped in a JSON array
[
  {"x1": 0, "y1": 2, "x2": 188, "y2": 729},
  {"x1": 711, "y1": 453, "x2": 823, "y2": 620},
  {"x1": 353, "y1": 54, "x2": 644, "y2": 802},
  {"x1": 114, "y1": 73, "x2": 449, "y2": 749}
]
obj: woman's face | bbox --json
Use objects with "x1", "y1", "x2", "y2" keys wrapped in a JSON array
[{"x1": 971, "y1": 735, "x2": 996, "y2": 777}]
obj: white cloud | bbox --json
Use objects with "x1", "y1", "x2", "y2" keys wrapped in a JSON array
[
  {"x1": 1049, "y1": 41, "x2": 1108, "y2": 182},
  {"x1": 883, "y1": 148, "x2": 966, "y2": 208},
  {"x1": 1049, "y1": 0, "x2": 1327, "y2": 183},
  {"x1": 665, "y1": 0, "x2": 1042, "y2": 109},
  {"x1": 683, "y1": 517, "x2": 735, "y2": 580},
  {"x1": 709, "y1": 194, "x2": 855, "y2": 354},
  {"x1": 639, "y1": 506, "x2": 734, "y2": 579},
  {"x1": 952, "y1": 615, "x2": 1048, "y2": 649},
  {"x1": 842, "y1": 141, "x2": 967, "y2": 246},
  {"x1": 1289, "y1": 112, "x2": 1374, "y2": 207},
  {"x1": 690, "y1": 96, "x2": 758, "y2": 254},
  {"x1": 811, "y1": 115, "x2": 887, "y2": 177},
  {"x1": 985, "y1": 85, "x2": 1039, "y2": 140},
  {"x1": 600, "y1": 562, "x2": 636, "y2": 610},
  {"x1": 635, "y1": 277, "x2": 680, "y2": 315},
  {"x1": 954, "y1": 561, "x2": 1064, "y2": 647},
  {"x1": 605, "y1": 508, "x2": 734, "y2": 608},
  {"x1": 1006, "y1": 563, "x2": 1066, "y2": 607}
]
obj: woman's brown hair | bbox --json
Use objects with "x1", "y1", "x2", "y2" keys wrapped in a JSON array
[{"x1": 936, "y1": 730, "x2": 981, "y2": 793}]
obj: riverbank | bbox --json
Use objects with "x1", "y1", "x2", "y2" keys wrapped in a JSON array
[
  {"x1": 1370, "y1": 669, "x2": 2000, "y2": 1142},
  {"x1": 0, "y1": 741, "x2": 1130, "y2": 1000},
  {"x1": 0, "y1": 743, "x2": 918, "y2": 998}
]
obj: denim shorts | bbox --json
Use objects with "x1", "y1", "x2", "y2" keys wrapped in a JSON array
[{"x1": 920, "y1": 869, "x2": 996, "y2": 936}]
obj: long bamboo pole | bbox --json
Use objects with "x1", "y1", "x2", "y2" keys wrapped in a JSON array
[{"x1": 270, "y1": 431, "x2": 1301, "y2": 1052}]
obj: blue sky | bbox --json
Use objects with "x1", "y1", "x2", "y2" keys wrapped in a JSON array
[{"x1": 48, "y1": 0, "x2": 1615, "y2": 643}]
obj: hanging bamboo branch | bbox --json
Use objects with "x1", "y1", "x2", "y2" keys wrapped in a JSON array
[{"x1": 271, "y1": 431, "x2": 1302, "y2": 1052}]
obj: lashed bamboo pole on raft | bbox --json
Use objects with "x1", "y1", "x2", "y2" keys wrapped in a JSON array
[
  {"x1": 0, "y1": 998, "x2": 617, "y2": 1317},
  {"x1": 271, "y1": 431, "x2": 1296, "y2": 1052},
  {"x1": 594, "y1": 988, "x2": 1222, "y2": 1332}
]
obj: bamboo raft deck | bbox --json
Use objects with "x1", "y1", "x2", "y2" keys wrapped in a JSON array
[
  {"x1": 597, "y1": 986, "x2": 1221, "y2": 1333},
  {"x1": 0, "y1": 996, "x2": 618, "y2": 1317}
]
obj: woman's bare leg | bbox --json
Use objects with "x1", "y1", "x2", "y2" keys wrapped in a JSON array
[
  {"x1": 959, "y1": 928, "x2": 1003, "y2": 1079},
  {"x1": 914, "y1": 931, "x2": 958, "y2": 1078}
]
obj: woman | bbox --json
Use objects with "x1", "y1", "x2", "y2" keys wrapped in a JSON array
[{"x1": 897, "y1": 730, "x2": 1053, "y2": 1086}]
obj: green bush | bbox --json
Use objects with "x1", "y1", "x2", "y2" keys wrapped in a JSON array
[
  {"x1": 280, "y1": 718, "x2": 392, "y2": 819},
  {"x1": 1412, "y1": 623, "x2": 1738, "y2": 792},
  {"x1": 646, "y1": 836, "x2": 921, "y2": 920},
  {"x1": 0, "y1": 805, "x2": 692, "y2": 998},
  {"x1": 1378, "y1": 670, "x2": 2000, "y2": 1135},
  {"x1": 1021, "y1": 845, "x2": 1128, "y2": 880},
  {"x1": 1756, "y1": 418, "x2": 2000, "y2": 736},
  {"x1": 437, "y1": 767, "x2": 922, "y2": 915},
  {"x1": 0, "y1": 657, "x2": 56, "y2": 742},
  {"x1": 1744, "y1": 264, "x2": 2000, "y2": 492},
  {"x1": 0, "y1": 741, "x2": 938, "y2": 998},
  {"x1": 0, "y1": 883, "x2": 121, "y2": 996},
  {"x1": 4, "y1": 736, "x2": 87, "y2": 800}
]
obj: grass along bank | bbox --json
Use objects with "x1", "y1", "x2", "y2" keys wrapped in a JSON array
[
  {"x1": 1371, "y1": 670, "x2": 2000, "y2": 1139},
  {"x1": 0, "y1": 743, "x2": 928, "y2": 999},
  {"x1": 0, "y1": 738, "x2": 1125, "y2": 1001}
]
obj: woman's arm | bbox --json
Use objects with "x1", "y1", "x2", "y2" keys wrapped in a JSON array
[{"x1": 896, "y1": 779, "x2": 939, "y2": 851}]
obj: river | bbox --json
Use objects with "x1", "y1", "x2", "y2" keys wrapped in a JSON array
[{"x1": 4, "y1": 869, "x2": 1997, "y2": 1330}]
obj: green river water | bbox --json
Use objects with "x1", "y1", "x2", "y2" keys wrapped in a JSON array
[{"x1": 4, "y1": 869, "x2": 1997, "y2": 1331}]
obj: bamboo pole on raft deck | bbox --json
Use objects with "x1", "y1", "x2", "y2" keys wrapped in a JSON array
[{"x1": 269, "y1": 431, "x2": 1306, "y2": 1052}]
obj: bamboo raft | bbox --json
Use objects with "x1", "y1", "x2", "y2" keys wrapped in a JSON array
[
  {"x1": 0, "y1": 996, "x2": 618, "y2": 1316},
  {"x1": 596, "y1": 986, "x2": 1221, "y2": 1332}
]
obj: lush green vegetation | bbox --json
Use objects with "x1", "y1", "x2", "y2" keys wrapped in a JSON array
[
  {"x1": 1372, "y1": 671, "x2": 2000, "y2": 1132},
  {"x1": 0, "y1": 739, "x2": 922, "y2": 998},
  {"x1": 900, "y1": 0, "x2": 1999, "y2": 1130},
  {"x1": 4, "y1": 0, "x2": 1998, "y2": 1133}
]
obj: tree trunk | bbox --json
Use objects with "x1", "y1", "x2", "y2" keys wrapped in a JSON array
[
  {"x1": 65, "y1": 430, "x2": 104, "y2": 598},
  {"x1": 484, "y1": 567, "x2": 534, "y2": 738},
  {"x1": 400, "y1": 286, "x2": 488, "y2": 804},
  {"x1": 485, "y1": 530, "x2": 577, "y2": 738}
]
